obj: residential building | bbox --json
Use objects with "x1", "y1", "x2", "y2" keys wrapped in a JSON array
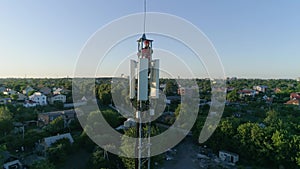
[
  {"x1": 284, "y1": 92, "x2": 300, "y2": 109},
  {"x1": 3, "y1": 88, "x2": 16, "y2": 95},
  {"x1": 22, "y1": 86, "x2": 34, "y2": 95},
  {"x1": 23, "y1": 100, "x2": 37, "y2": 108},
  {"x1": 39, "y1": 87, "x2": 51, "y2": 95},
  {"x1": 29, "y1": 92, "x2": 47, "y2": 106},
  {"x1": 285, "y1": 99, "x2": 299, "y2": 105},
  {"x1": 1, "y1": 151, "x2": 23, "y2": 169},
  {"x1": 290, "y1": 92, "x2": 300, "y2": 100},
  {"x1": 38, "y1": 109, "x2": 76, "y2": 126},
  {"x1": 253, "y1": 85, "x2": 268, "y2": 93},
  {"x1": 274, "y1": 88, "x2": 282, "y2": 93},
  {"x1": 16, "y1": 93, "x2": 27, "y2": 102},
  {"x1": 48, "y1": 94, "x2": 66, "y2": 104},
  {"x1": 53, "y1": 87, "x2": 70, "y2": 95},
  {"x1": 43, "y1": 133, "x2": 74, "y2": 148},
  {"x1": 37, "y1": 133, "x2": 74, "y2": 155},
  {"x1": 238, "y1": 89, "x2": 257, "y2": 97},
  {"x1": 219, "y1": 150, "x2": 239, "y2": 164}
]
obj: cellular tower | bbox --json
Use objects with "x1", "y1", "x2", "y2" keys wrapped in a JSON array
[
  {"x1": 129, "y1": 34, "x2": 160, "y2": 169},
  {"x1": 129, "y1": 1, "x2": 160, "y2": 168}
]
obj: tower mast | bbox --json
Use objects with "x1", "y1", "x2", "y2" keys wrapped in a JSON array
[{"x1": 129, "y1": 1, "x2": 160, "y2": 168}]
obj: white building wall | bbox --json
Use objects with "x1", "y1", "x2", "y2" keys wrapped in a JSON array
[
  {"x1": 49, "y1": 94, "x2": 66, "y2": 104},
  {"x1": 29, "y1": 92, "x2": 47, "y2": 105}
]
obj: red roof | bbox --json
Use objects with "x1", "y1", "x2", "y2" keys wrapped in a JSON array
[
  {"x1": 290, "y1": 93, "x2": 300, "y2": 99},
  {"x1": 285, "y1": 99, "x2": 299, "y2": 105}
]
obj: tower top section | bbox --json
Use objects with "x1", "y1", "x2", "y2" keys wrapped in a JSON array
[
  {"x1": 137, "y1": 33, "x2": 152, "y2": 43},
  {"x1": 137, "y1": 33, "x2": 153, "y2": 60}
]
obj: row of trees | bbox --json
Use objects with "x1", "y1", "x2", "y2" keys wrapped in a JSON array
[{"x1": 0, "y1": 78, "x2": 72, "y2": 93}]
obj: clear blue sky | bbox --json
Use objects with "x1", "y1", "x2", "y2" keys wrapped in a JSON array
[{"x1": 0, "y1": 1, "x2": 299, "y2": 79}]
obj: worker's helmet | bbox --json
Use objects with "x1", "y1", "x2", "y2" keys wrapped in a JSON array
[{"x1": 144, "y1": 40, "x2": 150, "y2": 46}]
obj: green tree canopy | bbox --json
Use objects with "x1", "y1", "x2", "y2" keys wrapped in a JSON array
[
  {"x1": 30, "y1": 160, "x2": 56, "y2": 169},
  {"x1": 0, "y1": 107, "x2": 13, "y2": 136}
]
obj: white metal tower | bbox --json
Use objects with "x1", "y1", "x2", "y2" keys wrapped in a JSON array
[{"x1": 130, "y1": 33, "x2": 159, "y2": 169}]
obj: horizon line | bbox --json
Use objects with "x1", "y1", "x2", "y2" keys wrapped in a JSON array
[{"x1": 0, "y1": 76, "x2": 298, "y2": 80}]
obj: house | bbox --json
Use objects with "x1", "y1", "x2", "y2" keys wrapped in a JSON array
[
  {"x1": 53, "y1": 87, "x2": 70, "y2": 95},
  {"x1": 43, "y1": 133, "x2": 74, "y2": 148},
  {"x1": 22, "y1": 86, "x2": 34, "y2": 95},
  {"x1": 285, "y1": 99, "x2": 299, "y2": 105},
  {"x1": 1, "y1": 151, "x2": 23, "y2": 169},
  {"x1": 48, "y1": 94, "x2": 66, "y2": 104},
  {"x1": 290, "y1": 92, "x2": 300, "y2": 100},
  {"x1": 219, "y1": 150, "x2": 239, "y2": 164},
  {"x1": 53, "y1": 88, "x2": 62, "y2": 95},
  {"x1": 253, "y1": 85, "x2": 268, "y2": 93},
  {"x1": 23, "y1": 100, "x2": 37, "y2": 108},
  {"x1": 274, "y1": 88, "x2": 282, "y2": 93},
  {"x1": 285, "y1": 93, "x2": 300, "y2": 109},
  {"x1": 39, "y1": 87, "x2": 51, "y2": 95},
  {"x1": 16, "y1": 93, "x2": 27, "y2": 102},
  {"x1": 37, "y1": 133, "x2": 74, "y2": 155},
  {"x1": 3, "y1": 88, "x2": 16, "y2": 95},
  {"x1": 238, "y1": 89, "x2": 256, "y2": 97},
  {"x1": 29, "y1": 92, "x2": 47, "y2": 106},
  {"x1": 38, "y1": 109, "x2": 76, "y2": 126}
]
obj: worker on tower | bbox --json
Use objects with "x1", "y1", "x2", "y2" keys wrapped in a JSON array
[
  {"x1": 142, "y1": 40, "x2": 152, "y2": 61},
  {"x1": 137, "y1": 34, "x2": 153, "y2": 61}
]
